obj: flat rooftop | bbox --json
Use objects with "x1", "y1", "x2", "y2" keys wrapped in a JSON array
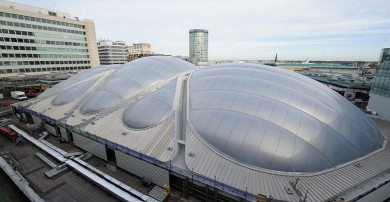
[
  {"x1": 0, "y1": 117, "x2": 198, "y2": 202},
  {"x1": 299, "y1": 71, "x2": 371, "y2": 90},
  {"x1": 0, "y1": 0, "x2": 71, "y2": 18}
]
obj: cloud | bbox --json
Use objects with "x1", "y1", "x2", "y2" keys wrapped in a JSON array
[{"x1": 10, "y1": 0, "x2": 390, "y2": 60}]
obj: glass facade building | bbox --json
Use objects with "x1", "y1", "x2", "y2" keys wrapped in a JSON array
[
  {"x1": 0, "y1": 1, "x2": 100, "y2": 76},
  {"x1": 189, "y1": 29, "x2": 208, "y2": 66},
  {"x1": 97, "y1": 40, "x2": 127, "y2": 65},
  {"x1": 371, "y1": 48, "x2": 390, "y2": 97},
  {"x1": 368, "y1": 48, "x2": 390, "y2": 119}
]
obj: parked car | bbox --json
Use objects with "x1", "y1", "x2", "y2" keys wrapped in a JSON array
[
  {"x1": 0, "y1": 126, "x2": 19, "y2": 141},
  {"x1": 26, "y1": 91, "x2": 37, "y2": 98}
]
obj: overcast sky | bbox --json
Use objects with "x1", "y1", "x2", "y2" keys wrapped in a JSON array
[{"x1": 9, "y1": 0, "x2": 390, "y2": 61}]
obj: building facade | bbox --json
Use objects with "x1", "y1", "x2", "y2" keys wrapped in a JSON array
[
  {"x1": 368, "y1": 48, "x2": 390, "y2": 119},
  {"x1": 189, "y1": 29, "x2": 208, "y2": 66},
  {"x1": 97, "y1": 40, "x2": 127, "y2": 65},
  {"x1": 0, "y1": 0, "x2": 100, "y2": 77},
  {"x1": 127, "y1": 43, "x2": 151, "y2": 55},
  {"x1": 127, "y1": 43, "x2": 155, "y2": 62}
]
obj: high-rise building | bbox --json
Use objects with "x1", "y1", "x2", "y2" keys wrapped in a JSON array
[
  {"x1": 368, "y1": 48, "x2": 390, "y2": 119},
  {"x1": 0, "y1": 0, "x2": 100, "y2": 77},
  {"x1": 127, "y1": 43, "x2": 151, "y2": 55},
  {"x1": 189, "y1": 29, "x2": 208, "y2": 66},
  {"x1": 97, "y1": 40, "x2": 127, "y2": 65}
]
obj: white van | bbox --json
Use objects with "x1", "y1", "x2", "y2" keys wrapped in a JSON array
[{"x1": 11, "y1": 91, "x2": 28, "y2": 101}]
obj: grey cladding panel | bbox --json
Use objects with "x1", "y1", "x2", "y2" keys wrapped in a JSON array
[
  {"x1": 73, "y1": 133, "x2": 107, "y2": 160},
  {"x1": 44, "y1": 123, "x2": 57, "y2": 136},
  {"x1": 59, "y1": 127, "x2": 68, "y2": 141},
  {"x1": 31, "y1": 115, "x2": 42, "y2": 125},
  {"x1": 115, "y1": 151, "x2": 169, "y2": 187}
]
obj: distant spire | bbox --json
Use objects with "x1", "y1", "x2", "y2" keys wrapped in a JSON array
[{"x1": 274, "y1": 53, "x2": 278, "y2": 62}]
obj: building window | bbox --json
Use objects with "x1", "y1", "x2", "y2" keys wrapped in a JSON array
[{"x1": 49, "y1": 11, "x2": 57, "y2": 17}]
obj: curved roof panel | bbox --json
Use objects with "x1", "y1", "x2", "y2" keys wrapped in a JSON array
[
  {"x1": 80, "y1": 56, "x2": 194, "y2": 114},
  {"x1": 123, "y1": 80, "x2": 176, "y2": 129},
  {"x1": 188, "y1": 63, "x2": 384, "y2": 172},
  {"x1": 38, "y1": 64, "x2": 120, "y2": 98},
  {"x1": 52, "y1": 78, "x2": 98, "y2": 106}
]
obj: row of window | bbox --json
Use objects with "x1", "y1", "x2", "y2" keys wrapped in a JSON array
[
  {"x1": 99, "y1": 52, "x2": 127, "y2": 54},
  {"x1": 99, "y1": 52, "x2": 127, "y2": 55},
  {"x1": 0, "y1": 12, "x2": 85, "y2": 29},
  {"x1": 0, "y1": 20, "x2": 85, "y2": 35},
  {"x1": 100, "y1": 58, "x2": 127, "y2": 59},
  {"x1": 100, "y1": 61, "x2": 126, "y2": 63},
  {"x1": 375, "y1": 68, "x2": 390, "y2": 75},
  {"x1": 0, "y1": 53, "x2": 89, "y2": 59},
  {"x1": 100, "y1": 61, "x2": 127, "y2": 63},
  {"x1": 100, "y1": 57, "x2": 127, "y2": 59},
  {"x1": 0, "y1": 60, "x2": 90, "y2": 66},
  {"x1": 98, "y1": 46, "x2": 126, "y2": 49},
  {"x1": 0, "y1": 45, "x2": 88, "y2": 53},
  {"x1": 100, "y1": 62, "x2": 126, "y2": 64},
  {"x1": 0, "y1": 28, "x2": 86, "y2": 41},
  {"x1": 98, "y1": 50, "x2": 127, "y2": 53},
  {"x1": 371, "y1": 58, "x2": 390, "y2": 95},
  {"x1": 371, "y1": 86, "x2": 390, "y2": 98},
  {"x1": 0, "y1": 37, "x2": 87, "y2": 47},
  {"x1": 99, "y1": 55, "x2": 127, "y2": 57},
  {"x1": 0, "y1": 66, "x2": 91, "y2": 74},
  {"x1": 371, "y1": 76, "x2": 390, "y2": 98}
]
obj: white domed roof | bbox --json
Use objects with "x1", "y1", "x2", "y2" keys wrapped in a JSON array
[
  {"x1": 33, "y1": 58, "x2": 384, "y2": 173},
  {"x1": 188, "y1": 63, "x2": 384, "y2": 172},
  {"x1": 123, "y1": 80, "x2": 176, "y2": 129},
  {"x1": 79, "y1": 56, "x2": 194, "y2": 114}
]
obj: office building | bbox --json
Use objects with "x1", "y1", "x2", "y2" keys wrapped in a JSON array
[
  {"x1": 0, "y1": 0, "x2": 100, "y2": 77},
  {"x1": 127, "y1": 43, "x2": 151, "y2": 55},
  {"x1": 97, "y1": 40, "x2": 127, "y2": 65},
  {"x1": 368, "y1": 48, "x2": 390, "y2": 119},
  {"x1": 127, "y1": 43, "x2": 156, "y2": 62},
  {"x1": 13, "y1": 57, "x2": 390, "y2": 201},
  {"x1": 189, "y1": 29, "x2": 208, "y2": 66}
]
